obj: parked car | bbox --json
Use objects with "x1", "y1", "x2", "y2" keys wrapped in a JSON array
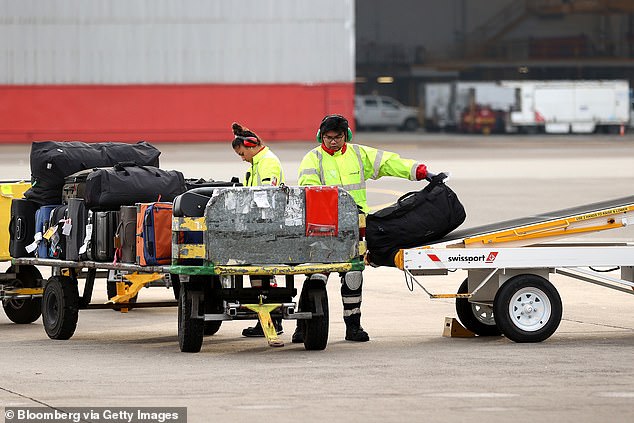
[{"x1": 354, "y1": 95, "x2": 420, "y2": 131}]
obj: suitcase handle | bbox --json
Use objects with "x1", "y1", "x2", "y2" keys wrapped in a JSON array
[{"x1": 114, "y1": 162, "x2": 161, "y2": 177}]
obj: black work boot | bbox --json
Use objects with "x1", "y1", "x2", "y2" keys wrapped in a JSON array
[
  {"x1": 242, "y1": 319, "x2": 283, "y2": 337},
  {"x1": 291, "y1": 322, "x2": 304, "y2": 343},
  {"x1": 344, "y1": 314, "x2": 370, "y2": 342}
]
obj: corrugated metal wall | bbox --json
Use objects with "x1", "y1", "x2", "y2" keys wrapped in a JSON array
[
  {"x1": 0, "y1": 0, "x2": 355, "y2": 142},
  {"x1": 1, "y1": 0, "x2": 354, "y2": 84}
]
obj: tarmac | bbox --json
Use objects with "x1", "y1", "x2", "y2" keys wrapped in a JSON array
[{"x1": 1, "y1": 132, "x2": 633, "y2": 423}]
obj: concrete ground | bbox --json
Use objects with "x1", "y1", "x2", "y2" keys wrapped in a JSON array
[{"x1": 1, "y1": 133, "x2": 633, "y2": 423}]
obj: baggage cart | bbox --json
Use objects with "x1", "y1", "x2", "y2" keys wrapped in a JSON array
[
  {"x1": 170, "y1": 185, "x2": 365, "y2": 352},
  {"x1": 395, "y1": 195, "x2": 634, "y2": 342}
]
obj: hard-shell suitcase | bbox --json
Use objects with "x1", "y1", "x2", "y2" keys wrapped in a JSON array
[
  {"x1": 1, "y1": 181, "x2": 30, "y2": 260},
  {"x1": 48, "y1": 205, "x2": 68, "y2": 259},
  {"x1": 117, "y1": 206, "x2": 137, "y2": 263},
  {"x1": 184, "y1": 177, "x2": 240, "y2": 191},
  {"x1": 92, "y1": 211, "x2": 119, "y2": 262},
  {"x1": 9, "y1": 198, "x2": 38, "y2": 258},
  {"x1": 173, "y1": 183, "x2": 242, "y2": 218},
  {"x1": 85, "y1": 164, "x2": 185, "y2": 210},
  {"x1": 65, "y1": 198, "x2": 89, "y2": 261},
  {"x1": 35, "y1": 205, "x2": 60, "y2": 258},
  {"x1": 62, "y1": 169, "x2": 96, "y2": 203},
  {"x1": 136, "y1": 202, "x2": 172, "y2": 266}
]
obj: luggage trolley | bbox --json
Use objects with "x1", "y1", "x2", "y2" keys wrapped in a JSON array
[
  {"x1": 395, "y1": 196, "x2": 634, "y2": 342},
  {"x1": 9, "y1": 257, "x2": 178, "y2": 339},
  {"x1": 170, "y1": 185, "x2": 365, "y2": 352}
]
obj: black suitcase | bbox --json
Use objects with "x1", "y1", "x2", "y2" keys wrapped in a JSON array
[
  {"x1": 85, "y1": 163, "x2": 186, "y2": 210},
  {"x1": 62, "y1": 168, "x2": 98, "y2": 203},
  {"x1": 9, "y1": 199, "x2": 38, "y2": 258},
  {"x1": 117, "y1": 206, "x2": 137, "y2": 263},
  {"x1": 65, "y1": 198, "x2": 89, "y2": 261},
  {"x1": 25, "y1": 141, "x2": 161, "y2": 206},
  {"x1": 366, "y1": 173, "x2": 466, "y2": 267},
  {"x1": 48, "y1": 205, "x2": 69, "y2": 260},
  {"x1": 173, "y1": 184, "x2": 242, "y2": 217},
  {"x1": 92, "y1": 211, "x2": 119, "y2": 262}
]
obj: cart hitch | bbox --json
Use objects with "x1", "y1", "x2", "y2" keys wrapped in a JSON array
[{"x1": 243, "y1": 295, "x2": 284, "y2": 348}]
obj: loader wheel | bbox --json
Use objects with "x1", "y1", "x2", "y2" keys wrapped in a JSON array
[
  {"x1": 178, "y1": 278, "x2": 205, "y2": 352},
  {"x1": 302, "y1": 281, "x2": 329, "y2": 351},
  {"x1": 493, "y1": 274, "x2": 562, "y2": 343},
  {"x1": 42, "y1": 276, "x2": 79, "y2": 340},
  {"x1": 203, "y1": 276, "x2": 223, "y2": 336},
  {"x1": 455, "y1": 279, "x2": 501, "y2": 337},
  {"x1": 204, "y1": 321, "x2": 222, "y2": 336},
  {"x1": 2, "y1": 266, "x2": 43, "y2": 324},
  {"x1": 402, "y1": 118, "x2": 419, "y2": 132}
]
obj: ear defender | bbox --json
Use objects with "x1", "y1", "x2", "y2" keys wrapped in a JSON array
[
  {"x1": 235, "y1": 135, "x2": 259, "y2": 147},
  {"x1": 316, "y1": 115, "x2": 354, "y2": 143}
]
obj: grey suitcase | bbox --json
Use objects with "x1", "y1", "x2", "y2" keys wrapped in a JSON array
[
  {"x1": 65, "y1": 198, "x2": 88, "y2": 261},
  {"x1": 117, "y1": 206, "x2": 137, "y2": 263}
]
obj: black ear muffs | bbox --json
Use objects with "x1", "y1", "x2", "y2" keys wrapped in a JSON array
[{"x1": 316, "y1": 114, "x2": 353, "y2": 143}]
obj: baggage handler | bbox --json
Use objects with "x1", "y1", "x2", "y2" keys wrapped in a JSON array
[
  {"x1": 294, "y1": 114, "x2": 433, "y2": 342},
  {"x1": 231, "y1": 122, "x2": 286, "y2": 337}
]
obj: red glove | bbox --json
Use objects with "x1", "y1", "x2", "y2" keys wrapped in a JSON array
[{"x1": 415, "y1": 164, "x2": 428, "y2": 180}]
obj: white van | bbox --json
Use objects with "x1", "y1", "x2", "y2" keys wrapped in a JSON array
[{"x1": 354, "y1": 95, "x2": 420, "y2": 131}]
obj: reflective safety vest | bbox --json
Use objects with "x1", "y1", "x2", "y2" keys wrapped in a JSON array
[
  {"x1": 245, "y1": 146, "x2": 285, "y2": 187},
  {"x1": 297, "y1": 143, "x2": 420, "y2": 213}
]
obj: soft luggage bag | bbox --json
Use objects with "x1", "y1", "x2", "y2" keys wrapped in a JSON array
[
  {"x1": 34, "y1": 205, "x2": 60, "y2": 258},
  {"x1": 365, "y1": 173, "x2": 466, "y2": 267},
  {"x1": 65, "y1": 198, "x2": 88, "y2": 261},
  {"x1": 93, "y1": 211, "x2": 119, "y2": 262},
  {"x1": 85, "y1": 164, "x2": 186, "y2": 210},
  {"x1": 79, "y1": 210, "x2": 94, "y2": 261},
  {"x1": 136, "y1": 202, "x2": 172, "y2": 266},
  {"x1": 25, "y1": 141, "x2": 161, "y2": 206},
  {"x1": 47, "y1": 205, "x2": 69, "y2": 259},
  {"x1": 173, "y1": 183, "x2": 242, "y2": 218},
  {"x1": 117, "y1": 206, "x2": 137, "y2": 263},
  {"x1": 8, "y1": 199, "x2": 38, "y2": 258}
]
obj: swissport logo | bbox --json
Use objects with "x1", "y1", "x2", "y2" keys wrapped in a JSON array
[{"x1": 427, "y1": 251, "x2": 499, "y2": 264}]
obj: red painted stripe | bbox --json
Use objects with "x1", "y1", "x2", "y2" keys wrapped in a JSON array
[
  {"x1": 0, "y1": 83, "x2": 354, "y2": 143},
  {"x1": 427, "y1": 254, "x2": 441, "y2": 262}
]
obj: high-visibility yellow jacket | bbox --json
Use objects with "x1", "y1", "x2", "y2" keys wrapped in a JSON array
[
  {"x1": 297, "y1": 143, "x2": 420, "y2": 213},
  {"x1": 245, "y1": 146, "x2": 285, "y2": 187}
]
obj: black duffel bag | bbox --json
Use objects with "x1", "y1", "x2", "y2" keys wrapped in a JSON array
[
  {"x1": 366, "y1": 173, "x2": 466, "y2": 267},
  {"x1": 25, "y1": 141, "x2": 161, "y2": 206},
  {"x1": 84, "y1": 163, "x2": 186, "y2": 210}
]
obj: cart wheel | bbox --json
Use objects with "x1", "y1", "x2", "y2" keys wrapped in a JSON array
[
  {"x1": 106, "y1": 280, "x2": 137, "y2": 311},
  {"x1": 2, "y1": 266, "x2": 43, "y2": 324},
  {"x1": 303, "y1": 280, "x2": 329, "y2": 351},
  {"x1": 178, "y1": 278, "x2": 205, "y2": 352},
  {"x1": 493, "y1": 274, "x2": 562, "y2": 343},
  {"x1": 170, "y1": 273, "x2": 181, "y2": 301},
  {"x1": 204, "y1": 321, "x2": 222, "y2": 336},
  {"x1": 455, "y1": 278, "x2": 501, "y2": 336},
  {"x1": 203, "y1": 276, "x2": 223, "y2": 336},
  {"x1": 42, "y1": 276, "x2": 79, "y2": 340}
]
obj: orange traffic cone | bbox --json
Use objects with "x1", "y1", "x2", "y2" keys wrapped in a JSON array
[{"x1": 619, "y1": 124, "x2": 625, "y2": 136}]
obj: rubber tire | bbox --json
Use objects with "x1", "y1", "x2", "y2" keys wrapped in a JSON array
[
  {"x1": 178, "y1": 279, "x2": 205, "y2": 353},
  {"x1": 493, "y1": 274, "x2": 562, "y2": 343},
  {"x1": 204, "y1": 321, "x2": 222, "y2": 336},
  {"x1": 402, "y1": 118, "x2": 419, "y2": 132},
  {"x1": 302, "y1": 281, "x2": 329, "y2": 351},
  {"x1": 2, "y1": 266, "x2": 43, "y2": 324},
  {"x1": 170, "y1": 273, "x2": 181, "y2": 301},
  {"x1": 42, "y1": 276, "x2": 79, "y2": 340},
  {"x1": 106, "y1": 280, "x2": 137, "y2": 311},
  {"x1": 202, "y1": 276, "x2": 223, "y2": 336},
  {"x1": 455, "y1": 279, "x2": 501, "y2": 336}
]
